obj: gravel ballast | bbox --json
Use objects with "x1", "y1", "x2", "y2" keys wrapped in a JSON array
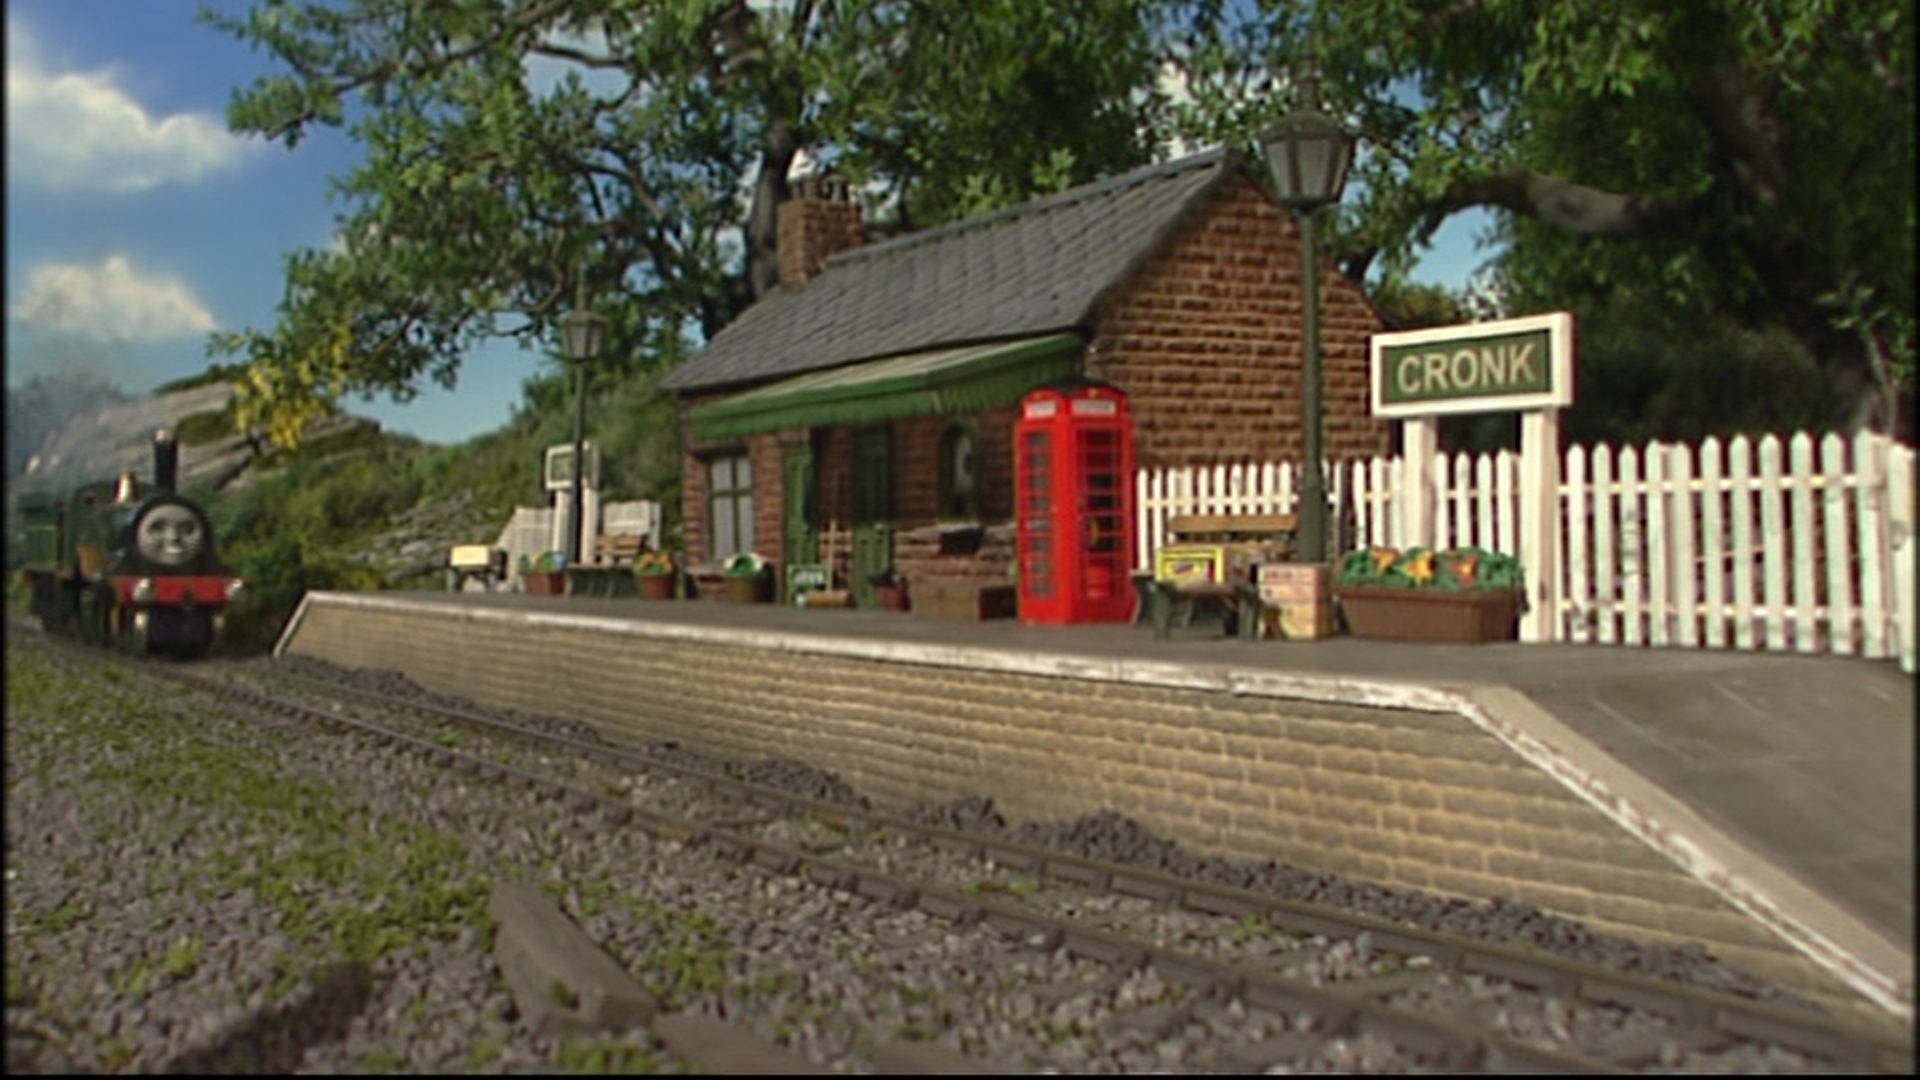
[{"x1": 6, "y1": 630, "x2": 1848, "y2": 1073}]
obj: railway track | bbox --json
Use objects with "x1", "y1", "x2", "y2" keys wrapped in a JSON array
[{"x1": 134, "y1": 653, "x2": 1913, "y2": 1074}]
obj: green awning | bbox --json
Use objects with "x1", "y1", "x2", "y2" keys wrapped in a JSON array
[{"x1": 688, "y1": 333, "x2": 1083, "y2": 440}]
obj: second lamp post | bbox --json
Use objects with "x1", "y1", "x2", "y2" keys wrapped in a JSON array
[
  {"x1": 1260, "y1": 71, "x2": 1354, "y2": 564},
  {"x1": 559, "y1": 279, "x2": 607, "y2": 567}
]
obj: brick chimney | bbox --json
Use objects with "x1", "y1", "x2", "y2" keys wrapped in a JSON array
[{"x1": 777, "y1": 174, "x2": 864, "y2": 289}]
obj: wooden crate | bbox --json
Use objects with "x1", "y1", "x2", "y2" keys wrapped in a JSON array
[
  {"x1": 913, "y1": 580, "x2": 1017, "y2": 621},
  {"x1": 1257, "y1": 563, "x2": 1335, "y2": 640}
]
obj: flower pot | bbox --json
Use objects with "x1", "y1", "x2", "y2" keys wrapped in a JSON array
[
  {"x1": 874, "y1": 583, "x2": 910, "y2": 612},
  {"x1": 723, "y1": 573, "x2": 773, "y2": 603},
  {"x1": 1334, "y1": 584, "x2": 1519, "y2": 643},
  {"x1": 523, "y1": 571, "x2": 566, "y2": 597},
  {"x1": 637, "y1": 572, "x2": 676, "y2": 600}
]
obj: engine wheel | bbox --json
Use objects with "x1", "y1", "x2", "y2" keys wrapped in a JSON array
[
  {"x1": 118, "y1": 603, "x2": 149, "y2": 657},
  {"x1": 83, "y1": 588, "x2": 111, "y2": 648}
]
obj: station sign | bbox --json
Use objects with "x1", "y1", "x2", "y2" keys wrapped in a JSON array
[
  {"x1": 543, "y1": 441, "x2": 602, "y2": 491},
  {"x1": 1370, "y1": 312, "x2": 1573, "y2": 418}
]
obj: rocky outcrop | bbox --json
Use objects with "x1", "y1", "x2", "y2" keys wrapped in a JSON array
[{"x1": 17, "y1": 384, "x2": 379, "y2": 494}]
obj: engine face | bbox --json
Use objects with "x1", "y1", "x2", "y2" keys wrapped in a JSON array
[{"x1": 135, "y1": 502, "x2": 206, "y2": 568}]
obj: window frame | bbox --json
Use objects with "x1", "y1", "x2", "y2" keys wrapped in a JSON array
[{"x1": 706, "y1": 451, "x2": 756, "y2": 560}]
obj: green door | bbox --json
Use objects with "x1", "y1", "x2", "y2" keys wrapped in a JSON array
[
  {"x1": 782, "y1": 442, "x2": 818, "y2": 604},
  {"x1": 851, "y1": 428, "x2": 892, "y2": 609}
]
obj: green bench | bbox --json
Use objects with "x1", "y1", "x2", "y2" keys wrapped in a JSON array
[
  {"x1": 564, "y1": 533, "x2": 647, "y2": 598},
  {"x1": 1148, "y1": 512, "x2": 1297, "y2": 641}
]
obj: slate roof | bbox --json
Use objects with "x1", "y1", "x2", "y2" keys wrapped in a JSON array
[{"x1": 661, "y1": 147, "x2": 1246, "y2": 394}]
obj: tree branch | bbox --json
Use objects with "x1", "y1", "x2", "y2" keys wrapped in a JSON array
[{"x1": 1437, "y1": 171, "x2": 1707, "y2": 237}]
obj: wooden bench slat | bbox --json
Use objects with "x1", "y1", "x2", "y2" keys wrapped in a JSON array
[
  {"x1": 593, "y1": 533, "x2": 648, "y2": 565},
  {"x1": 1167, "y1": 512, "x2": 1297, "y2": 536}
]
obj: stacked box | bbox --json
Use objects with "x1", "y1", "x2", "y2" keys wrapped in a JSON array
[{"x1": 1256, "y1": 562, "x2": 1335, "y2": 640}]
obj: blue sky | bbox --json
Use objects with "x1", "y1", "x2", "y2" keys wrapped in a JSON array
[{"x1": 5, "y1": 1, "x2": 1494, "y2": 447}]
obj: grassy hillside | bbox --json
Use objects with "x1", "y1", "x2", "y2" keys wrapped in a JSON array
[{"x1": 203, "y1": 368, "x2": 682, "y2": 653}]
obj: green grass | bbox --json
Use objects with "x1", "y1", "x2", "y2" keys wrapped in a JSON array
[
  {"x1": 7, "y1": 645, "x2": 489, "y2": 976},
  {"x1": 553, "y1": 1034, "x2": 666, "y2": 1074}
]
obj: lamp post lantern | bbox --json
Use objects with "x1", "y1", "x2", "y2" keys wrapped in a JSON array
[
  {"x1": 1260, "y1": 67, "x2": 1354, "y2": 564},
  {"x1": 558, "y1": 276, "x2": 607, "y2": 567}
]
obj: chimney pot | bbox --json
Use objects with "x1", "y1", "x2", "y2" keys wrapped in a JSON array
[{"x1": 777, "y1": 173, "x2": 865, "y2": 289}]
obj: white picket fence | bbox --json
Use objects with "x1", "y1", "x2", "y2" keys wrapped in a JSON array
[{"x1": 1135, "y1": 431, "x2": 1917, "y2": 670}]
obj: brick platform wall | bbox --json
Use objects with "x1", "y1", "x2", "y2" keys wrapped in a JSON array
[{"x1": 283, "y1": 595, "x2": 1863, "y2": 1015}]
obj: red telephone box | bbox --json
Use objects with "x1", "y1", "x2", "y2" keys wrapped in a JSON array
[{"x1": 1016, "y1": 382, "x2": 1135, "y2": 624}]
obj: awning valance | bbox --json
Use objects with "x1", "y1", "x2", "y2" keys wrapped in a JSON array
[{"x1": 687, "y1": 333, "x2": 1082, "y2": 441}]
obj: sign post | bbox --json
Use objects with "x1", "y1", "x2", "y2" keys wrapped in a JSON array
[
  {"x1": 1369, "y1": 312, "x2": 1574, "y2": 643},
  {"x1": 544, "y1": 442, "x2": 602, "y2": 562}
]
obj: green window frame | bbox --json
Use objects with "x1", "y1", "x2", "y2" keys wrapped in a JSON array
[{"x1": 707, "y1": 452, "x2": 755, "y2": 559}]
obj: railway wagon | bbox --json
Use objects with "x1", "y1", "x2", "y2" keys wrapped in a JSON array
[{"x1": 15, "y1": 429, "x2": 242, "y2": 658}]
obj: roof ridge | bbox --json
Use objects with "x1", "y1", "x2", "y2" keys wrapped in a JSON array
[{"x1": 826, "y1": 146, "x2": 1235, "y2": 269}]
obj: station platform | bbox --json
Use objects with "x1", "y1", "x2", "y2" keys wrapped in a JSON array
[{"x1": 276, "y1": 588, "x2": 1913, "y2": 1024}]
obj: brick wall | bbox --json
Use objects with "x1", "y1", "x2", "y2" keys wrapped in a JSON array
[
  {"x1": 287, "y1": 595, "x2": 1871, "y2": 1020},
  {"x1": 1091, "y1": 172, "x2": 1390, "y2": 470},
  {"x1": 682, "y1": 168, "x2": 1393, "y2": 577},
  {"x1": 778, "y1": 176, "x2": 864, "y2": 289}
]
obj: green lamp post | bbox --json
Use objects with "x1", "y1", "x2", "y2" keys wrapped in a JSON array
[
  {"x1": 1260, "y1": 67, "x2": 1354, "y2": 563},
  {"x1": 558, "y1": 277, "x2": 607, "y2": 567}
]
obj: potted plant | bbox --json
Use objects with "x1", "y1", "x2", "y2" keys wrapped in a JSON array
[
  {"x1": 633, "y1": 549, "x2": 677, "y2": 600},
  {"x1": 868, "y1": 568, "x2": 910, "y2": 612},
  {"x1": 520, "y1": 550, "x2": 567, "y2": 597},
  {"x1": 721, "y1": 551, "x2": 774, "y2": 603},
  {"x1": 1331, "y1": 545, "x2": 1525, "y2": 643}
]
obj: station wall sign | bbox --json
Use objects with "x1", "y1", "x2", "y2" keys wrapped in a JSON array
[{"x1": 1370, "y1": 312, "x2": 1573, "y2": 418}]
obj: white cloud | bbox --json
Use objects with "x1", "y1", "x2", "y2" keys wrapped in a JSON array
[
  {"x1": 5, "y1": 17, "x2": 253, "y2": 192},
  {"x1": 10, "y1": 256, "x2": 218, "y2": 340}
]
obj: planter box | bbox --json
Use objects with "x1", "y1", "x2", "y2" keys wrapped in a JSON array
[
  {"x1": 722, "y1": 574, "x2": 773, "y2": 603},
  {"x1": 1334, "y1": 584, "x2": 1520, "y2": 643},
  {"x1": 637, "y1": 573, "x2": 676, "y2": 600}
]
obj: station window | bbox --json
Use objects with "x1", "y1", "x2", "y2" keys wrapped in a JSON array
[{"x1": 708, "y1": 453, "x2": 755, "y2": 559}]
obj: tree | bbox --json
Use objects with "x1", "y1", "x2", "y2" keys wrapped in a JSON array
[
  {"x1": 199, "y1": 0, "x2": 1174, "y2": 446},
  {"x1": 1169, "y1": 0, "x2": 1913, "y2": 435}
]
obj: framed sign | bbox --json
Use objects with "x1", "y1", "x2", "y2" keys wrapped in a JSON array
[
  {"x1": 544, "y1": 442, "x2": 602, "y2": 491},
  {"x1": 1370, "y1": 312, "x2": 1573, "y2": 418}
]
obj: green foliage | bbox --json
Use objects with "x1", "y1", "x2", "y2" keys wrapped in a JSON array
[
  {"x1": 552, "y1": 1035, "x2": 662, "y2": 1074},
  {"x1": 1175, "y1": 0, "x2": 1913, "y2": 430},
  {"x1": 1335, "y1": 545, "x2": 1524, "y2": 592},
  {"x1": 1560, "y1": 292, "x2": 1846, "y2": 446},
  {"x1": 1367, "y1": 279, "x2": 1470, "y2": 332},
  {"x1": 173, "y1": 408, "x2": 238, "y2": 447},
  {"x1": 152, "y1": 364, "x2": 247, "y2": 395},
  {"x1": 519, "y1": 550, "x2": 564, "y2": 573},
  {"x1": 197, "y1": 0, "x2": 1177, "y2": 445},
  {"x1": 722, "y1": 551, "x2": 767, "y2": 576}
]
